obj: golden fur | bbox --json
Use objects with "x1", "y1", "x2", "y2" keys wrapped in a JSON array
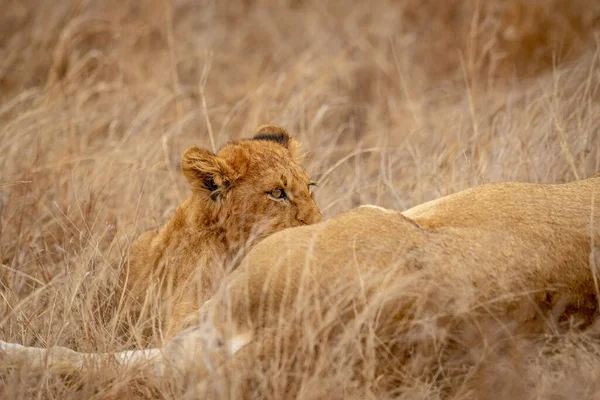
[
  {"x1": 2, "y1": 175, "x2": 598, "y2": 397},
  {"x1": 180, "y1": 174, "x2": 600, "y2": 394},
  {"x1": 118, "y1": 125, "x2": 322, "y2": 340}
]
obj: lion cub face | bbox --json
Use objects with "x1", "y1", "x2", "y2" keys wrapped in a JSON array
[{"x1": 181, "y1": 125, "x2": 322, "y2": 249}]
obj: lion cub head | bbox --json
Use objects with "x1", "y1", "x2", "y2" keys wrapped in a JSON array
[{"x1": 181, "y1": 125, "x2": 322, "y2": 251}]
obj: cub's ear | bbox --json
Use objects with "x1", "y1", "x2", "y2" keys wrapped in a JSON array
[
  {"x1": 253, "y1": 125, "x2": 302, "y2": 160},
  {"x1": 181, "y1": 146, "x2": 236, "y2": 198}
]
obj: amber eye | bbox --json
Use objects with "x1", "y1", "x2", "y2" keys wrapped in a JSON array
[{"x1": 268, "y1": 188, "x2": 287, "y2": 200}]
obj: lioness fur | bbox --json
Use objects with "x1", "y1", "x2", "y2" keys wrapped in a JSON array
[
  {"x1": 180, "y1": 174, "x2": 600, "y2": 394},
  {"x1": 119, "y1": 125, "x2": 322, "y2": 341},
  {"x1": 2, "y1": 175, "x2": 599, "y2": 396}
]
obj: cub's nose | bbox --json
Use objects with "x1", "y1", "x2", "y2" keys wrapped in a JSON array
[
  {"x1": 296, "y1": 200, "x2": 323, "y2": 225},
  {"x1": 305, "y1": 209, "x2": 323, "y2": 224}
]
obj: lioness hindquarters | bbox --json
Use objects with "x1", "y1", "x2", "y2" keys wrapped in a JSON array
[{"x1": 118, "y1": 125, "x2": 322, "y2": 342}]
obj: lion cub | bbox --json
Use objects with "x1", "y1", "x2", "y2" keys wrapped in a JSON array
[{"x1": 119, "y1": 125, "x2": 322, "y2": 341}]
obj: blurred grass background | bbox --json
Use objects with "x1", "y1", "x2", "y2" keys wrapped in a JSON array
[{"x1": 1, "y1": 0, "x2": 600, "y2": 398}]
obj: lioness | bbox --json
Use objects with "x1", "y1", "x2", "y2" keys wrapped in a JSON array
[
  {"x1": 2, "y1": 175, "x2": 599, "y2": 396},
  {"x1": 187, "y1": 174, "x2": 599, "y2": 361},
  {"x1": 119, "y1": 125, "x2": 322, "y2": 340}
]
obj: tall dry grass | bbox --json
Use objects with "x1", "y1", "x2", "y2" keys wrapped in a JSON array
[{"x1": 1, "y1": 0, "x2": 600, "y2": 398}]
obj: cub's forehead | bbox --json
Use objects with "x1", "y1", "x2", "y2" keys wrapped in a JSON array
[
  {"x1": 252, "y1": 158, "x2": 311, "y2": 185},
  {"x1": 251, "y1": 166, "x2": 312, "y2": 194},
  {"x1": 218, "y1": 140, "x2": 309, "y2": 180},
  {"x1": 218, "y1": 139, "x2": 289, "y2": 162}
]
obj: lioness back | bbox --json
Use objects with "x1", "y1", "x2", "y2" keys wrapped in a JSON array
[{"x1": 404, "y1": 175, "x2": 600, "y2": 234}]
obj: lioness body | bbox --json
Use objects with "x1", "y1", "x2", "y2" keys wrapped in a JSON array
[
  {"x1": 211, "y1": 176, "x2": 598, "y2": 330},
  {"x1": 179, "y1": 174, "x2": 599, "y2": 395}
]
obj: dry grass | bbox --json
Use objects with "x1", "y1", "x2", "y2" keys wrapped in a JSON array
[{"x1": 1, "y1": 0, "x2": 600, "y2": 398}]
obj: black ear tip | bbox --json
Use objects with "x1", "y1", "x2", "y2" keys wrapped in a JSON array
[{"x1": 252, "y1": 125, "x2": 291, "y2": 147}]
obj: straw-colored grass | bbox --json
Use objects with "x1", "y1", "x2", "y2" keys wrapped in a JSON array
[{"x1": 1, "y1": 0, "x2": 600, "y2": 398}]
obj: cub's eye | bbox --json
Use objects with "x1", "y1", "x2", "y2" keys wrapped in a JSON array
[
  {"x1": 308, "y1": 182, "x2": 317, "y2": 194},
  {"x1": 268, "y1": 188, "x2": 287, "y2": 200}
]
